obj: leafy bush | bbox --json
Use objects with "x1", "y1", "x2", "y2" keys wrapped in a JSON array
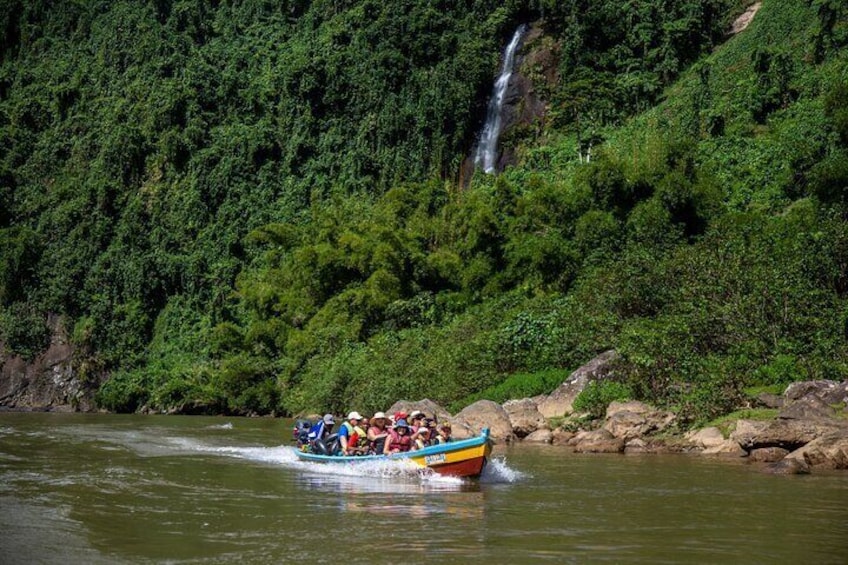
[
  {"x1": 95, "y1": 370, "x2": 150, "y2": 413},
  {"x1": 572, "y1": 380, "x2": 633, "y2": 419},
  {"x1": 0, "y1": 303, "x2": 50, "y2": 360}
]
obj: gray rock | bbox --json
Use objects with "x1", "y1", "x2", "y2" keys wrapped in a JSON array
[
  {"x1": 754, "y1": 392, "x2": 784, "y2": 409},
  {"x1": 606, "y1": 400, "x2": 653, "y2": 418},
  {"x1": 570, "y1": 429, "x2": 625, "y2": 453},
  {"x1": 685, "y1": 427, "x2": 727, "y2": 450},
  {"x1": 731, "y1": 418, "x2": 841, "y2": 452},
  {"x1": 551, "y1": 428, "x2": 576, "y2": 445},
  {"x1": 783, "y1": 380, "x2": 848, "y2": 405},
  {"x1": 783, "y1": 430, "x2": 848, "y2": 470},
  {"x1": 729, "y1": 419, "x2": 770, "y2": 449},
  {"x1": 523, "y1": 429, "x2": 554, "y2": 444},
  {"x1": 386, "y1": 399, "x2": 452, "y2": 422},
  {"x1": 536, "y1": 350, "x2": 619, "y2": 418},
  {"x1": 502, "y1": 398, "x2": 548, "y2": 438},
  {"x1": 748, "y1": 447, "x2": 790, "y2": 463},
  {"x1": 624, "y1": 438, "x2": 648, "y2": 454},
  {"x1": 703, "y1": 440, "x2": 747, "y2": 457},
  {"x1": 603, "y1": 402, "x2": 675, "y2": 441},
  {"x1": 764, "y1": 458, "x2": 810, "y2": 475},
  {"x1": 453, "y1": 400, "x2": 514, "y2": 443},
  {"x1": 778, "y1": 393, "x2": 838, "y2": 421}
]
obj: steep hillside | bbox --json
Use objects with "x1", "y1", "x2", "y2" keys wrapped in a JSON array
[{"x1": 2, "y1": 1, "x2": 847, "y2": 423}]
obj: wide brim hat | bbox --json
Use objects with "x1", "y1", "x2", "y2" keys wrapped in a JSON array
[
  {"x1": 372, "y1": 411, "x2": 387, "y2": 420},
  {"x1": 394, "y1": 418, "x2": 410, "y2": 429},
  {"x1": 347, "y1": 411, "x2": 363, "y2": 420},
  {"x1": 409, "y1": 410, "x2": 424, "y2": 420}
]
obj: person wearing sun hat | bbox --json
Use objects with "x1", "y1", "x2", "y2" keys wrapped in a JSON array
[
  {"x1": 339, "y1": 411, "x2": 364, "y2": 455},
  {"x1": 393, "y1": 411, "x2": 408, "y2": 424},
  {"x1": 409, "y1": 410, "x2": 429, "y2": 446},
  {"x1": 413, "y1": 424, "x2": 431, "y2": 450},
  {"x1": 367, "y1": 411, "x2": 390, "y2": 454},
  {"x1": 409, "y1": 410, "x2": 425, "y2": 430},
  {"x1": 384, "y1": 418, "x2": 412, "y2": 454}
]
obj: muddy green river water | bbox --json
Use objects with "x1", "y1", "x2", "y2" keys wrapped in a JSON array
[{"x1": 1, "y1": 413, "x2": 846, "y2": 564}]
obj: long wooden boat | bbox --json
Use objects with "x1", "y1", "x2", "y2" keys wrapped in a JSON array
[{"x1": 294, "y1": 428, "x2": 492, "y2": 478}]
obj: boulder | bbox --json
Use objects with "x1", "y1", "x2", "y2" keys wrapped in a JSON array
[
  {"x1": 764, "y1": 458, "x2": 810, "y2": 475},
  {"x1": 603, "y1": 411, "x2": 648, "y2": 441},
  {"x1": 536, "y1": 350, "x2": 619, "y2": 418},
  {"x1": 606, "y1": 400, "x2": 654, "y2": 418},
  {"x1": 602, "y1": 401, "x2": 675, "y2": 441},
  {"x1": 686, "y1": 428, "x2": 746, "y2": 456},
  {"x1": 503, "y1": 398, "x2": 548, "y2": 438},
  {"x1": 452, "y1": 400, "x2": 514, "y2": 442},
  {"x1": 551, "y1": 428, "x2": 576, "y2": 445},
  {"x1": 783, "y1": 380, "x2": 848, "y2": 405},
  {"x1": 703, "y1": 440, "x2": 747, "y2": 457},
  {"x1": 523, "y1": 429, "x2": 554, "y2": 444},
  {"x1": 386, "y1": 399, "x2": 452, "y2": 422},
  {"x1": 624, "y1": 438, "x2": 648, "y2": 454},
  {"x1": 731, "y1": 418, "x2": 841, "y2": 452},
  {"x1": 730, "y1": 2, "x2": 761, "y2": 35},
  {"x1": 783, "y1": 430, "x2": 848, "y2": 470},
  {"x1": 446, "y1": 419, "x2": 476, "y2": 441},
  {"x1": 729, "y1": 419, "x2": 770, "y2": 449},
  {"x1": 754, "y1": 392, "x2": 784, "y2": 409},
  {"x1": 778, "y1": 393, "x2": 838, "y2": 421},
  {"x1": 748, "y1": 447, "x2": 790, "y2": 463},
  {"x1": 685, "y1": 427, "x2": 727, "y2": 450},
  {"x1": 570, "y1": 429, "x2": 625, "y2": 454}
]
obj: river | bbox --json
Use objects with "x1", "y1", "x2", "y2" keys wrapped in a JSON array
[{"x1": 1, "y1": 413, "x2": 846, "y2": 564}]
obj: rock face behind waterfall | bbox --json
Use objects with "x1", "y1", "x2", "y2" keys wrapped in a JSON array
[
  {"x1": 462, "y1": 24, "x2": 555, "y2": 181},
  {"x1": 493, "y1": 25, "x2": 551, "y2": 169}
]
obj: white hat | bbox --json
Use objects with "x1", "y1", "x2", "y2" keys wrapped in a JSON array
[
  {"x1": 372, "y1": 411, "x2": 387, "y2": 420},
  {"x1": 347, "y1": 411, "x2": 363, "y2": 420},
  {"x1": 410, "y1": 410, "x2": 424, "y2": 419}
]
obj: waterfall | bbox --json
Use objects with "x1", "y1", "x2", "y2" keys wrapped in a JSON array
[{"x1": 474, "y1": 24, "x2": 529, "y2": 174}]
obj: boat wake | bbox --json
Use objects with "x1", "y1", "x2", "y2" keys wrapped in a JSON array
[{"x1": 189, "y1": 442, "x2": 525, "y2": 489}]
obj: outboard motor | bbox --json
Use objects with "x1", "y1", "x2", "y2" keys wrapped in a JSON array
[{"x1": 292, "y1": 419, "x2": 312, "y2": 447}]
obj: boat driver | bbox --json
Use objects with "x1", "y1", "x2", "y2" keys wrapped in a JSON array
[{"x1": 308, "y1": 414, "x2": 335, "y2": 443}]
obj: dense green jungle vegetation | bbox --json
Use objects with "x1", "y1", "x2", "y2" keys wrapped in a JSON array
[{"x1": 1, "y1": 0, "x2": 847, "y2": 425}]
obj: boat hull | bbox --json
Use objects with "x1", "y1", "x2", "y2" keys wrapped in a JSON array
[{"x1": 294, "y1": 429, "x2": 492, "y2": 478}]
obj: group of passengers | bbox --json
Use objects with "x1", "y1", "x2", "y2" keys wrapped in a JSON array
[{"x1": 307, "y1": 409, "x2": 452, "y2": 456}]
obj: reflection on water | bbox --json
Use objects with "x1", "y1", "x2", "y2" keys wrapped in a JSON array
[
  {"x1": 340, "y1": 490, "x2": 486, "y2": 521},
  {"x1": 1, "y1": 413, "x2": 847, "y2": 564}
]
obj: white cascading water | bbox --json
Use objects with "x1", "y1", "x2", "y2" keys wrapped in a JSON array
[{"x1": 474, "y1": 24, "x2": 529, "y2": 174}]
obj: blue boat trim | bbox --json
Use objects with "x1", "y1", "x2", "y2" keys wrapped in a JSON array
[{"x1": 295, "y1": 428, "x2": 490, "y2": 464}]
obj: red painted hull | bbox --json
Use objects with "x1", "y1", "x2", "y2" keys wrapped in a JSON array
[{"x1": 429, "y1": 455, "x2": 487, "y2": 478}]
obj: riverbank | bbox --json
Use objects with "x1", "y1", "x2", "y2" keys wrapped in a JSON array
[
  {"x1": 385, "y1": 355, "x2": 848, "y2": 475},
  {"x1": 3, "y1": 331, "x2": 846, "y2": 474}
]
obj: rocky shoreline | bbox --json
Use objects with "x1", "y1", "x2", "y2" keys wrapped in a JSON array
[
  {"x1": 388, "y1": 355, "x2": 848, "y2": 475},
  {"x1": 4, "y1": 328, "x2": 846, "y2": 474}
]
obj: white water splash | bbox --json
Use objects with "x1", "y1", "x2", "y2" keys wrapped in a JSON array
[
  {"x1": 480, "y1": 456, "x2": 528, "y2": 484},
  {"x1": 205, "y1": 422, "x2": 233, "y2": 430},
  {"x1": 474, "y1": 24, "x2": 529, "y2": 174}
]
